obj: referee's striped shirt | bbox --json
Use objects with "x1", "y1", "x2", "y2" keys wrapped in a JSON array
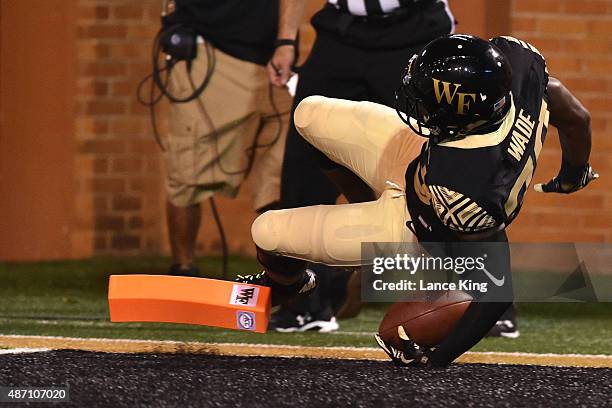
[{"x1": 328, "y1": 0, "x2": 455, "y2": 31}]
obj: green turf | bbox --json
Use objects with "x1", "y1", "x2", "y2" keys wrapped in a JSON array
[{"x1": 0, "y1": 257, "x2": 610, "y2": 354}]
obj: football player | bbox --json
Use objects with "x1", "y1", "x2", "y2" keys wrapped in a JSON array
[{"x1": 239, "y1": 34, "x2": 598, "y2": 366}]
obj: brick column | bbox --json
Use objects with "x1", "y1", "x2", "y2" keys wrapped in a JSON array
[{"x1": 75, "y1": 0, "x2": 165, "y2": 254}]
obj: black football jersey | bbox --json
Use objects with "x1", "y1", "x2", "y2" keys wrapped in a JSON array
[{"x1": 405, "y1": 36, "x2": 550, "y2": 242}]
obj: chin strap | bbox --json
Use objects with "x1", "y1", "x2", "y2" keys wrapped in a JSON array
[{"x1": 385, "y1": 180, "x2": 406, "y2": 199}]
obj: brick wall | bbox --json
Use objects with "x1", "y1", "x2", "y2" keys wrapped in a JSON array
[
  {"x1": 70, "y1": 0, "x2": 611, "y2": 260},
  {"x1": 75, "y1": 0, "x2": 165, "y2": 255},
  {"x1": 508, "y1": 0, "x2": 612, "y2": 242}
]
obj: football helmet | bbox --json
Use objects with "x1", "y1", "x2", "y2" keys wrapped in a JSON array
[{"x1": 396, "y1": 34, "x2": 512, "y2": 143}]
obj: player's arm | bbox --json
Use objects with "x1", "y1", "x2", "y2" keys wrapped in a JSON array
[
  {"x1": 534, "y1": 77, "x2": 599, "y2": 193},
  {"x1": 376, "y1": 192, "x2": 513, "y2": 366},
  {"x1": 429, "y1": 229, "x2": 513, "y2": 367},
  {"x1": 268, "y1": 0, "x2": 305, "y2": 86},
  {"x1": 375, "y1": 231, "x2": 512, "y2": 367}
]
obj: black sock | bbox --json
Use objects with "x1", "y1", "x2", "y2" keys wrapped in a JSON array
[{"x1": 256, "y1": 247, "x2": 307, "y2": 285}]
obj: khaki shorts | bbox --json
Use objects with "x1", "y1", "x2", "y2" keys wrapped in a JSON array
[
  {"x1": 165, "y1": 45, "x2": 291, "y2": 210},
  {"x1": 251, "y1": 96, "x2": 426, "y2": 266}
]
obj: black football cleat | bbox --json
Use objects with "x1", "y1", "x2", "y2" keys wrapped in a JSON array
[
  {"x1": 487, "y1": 304, "x2": 520, "y2": 338},
  {"x1": 236, "y1": 268, "x2": 317, "y2": 306},
  {"x1": 487, "y1": 319, "x2": 520, "y2": 338}
]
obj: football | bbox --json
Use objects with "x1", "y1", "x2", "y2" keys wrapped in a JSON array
[{"x1": 378, "y1": 290, "x2": 473, "y2": 348}]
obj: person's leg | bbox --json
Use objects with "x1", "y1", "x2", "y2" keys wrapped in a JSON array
[
  {"x1": 252, "y1": 190, "x2": 414, "y2": 319},
  {"x1": 286, "y1": 42, "x2": 424, "y2": 313},
  {"x1": 294, "y1": 95, "x2": 425, "y2": 195},
  {"x1": 164, "y1": 46, "x2": 215, "y2": 276},
  {"x1": 315, "y1": 43, "x2": 435, "y2": 316},
  {"x1": 270, "y1": 264, "x2": 339, "y2": 333},
  {"x1": 164, "y1": 46, "x2": 266, "y2": 275},
  {"x1": 363, "y1": 46, "x2": 422, "y2": 109},
  {"x1": 331, "y1": 267, "x2": 362, "y2": 318},
  {"x1": 282, "y1": 32, "x2": 384, "y2": 208},
  {"x1": 252, "y1": 192, "x2": 413, "y2": 319},
  {"x1": 290, "y1": 43, "x2": 421, "y2": 322},
  {"x1": 253, "y1": 189, "x2": 415, "y2": 267},
  {"x1": 276, "y1": 33, "x2": 371, "y2": 326},
  {"x1": 487, "y1": 303, "x2": 520, "y2": 338},
  {"x1": 323, "y1": 167, "x2": 376, "y2": 203},
  {"x1": 248, "y1": 82, "x2": 292, "y2": 212},
  {"x1": 166, "y1": 202, "x2": 201, "y2": 271}
]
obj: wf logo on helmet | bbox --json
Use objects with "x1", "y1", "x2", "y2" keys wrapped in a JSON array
[
  {"x1": 229, "y1": 284, "x2": 260, "y2": 307},
  {"x1": 432, "y1": 78, "x2": 477, "y2": 115}
]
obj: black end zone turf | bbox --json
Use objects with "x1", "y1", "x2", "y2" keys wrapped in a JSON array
[{"x1": 0, "y1": 350, "x2": 610, "y2": 407}]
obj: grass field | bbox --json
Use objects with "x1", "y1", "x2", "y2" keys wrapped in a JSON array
[{"x1": 1, "y1": 256, "x2": 611, "y2": 354}]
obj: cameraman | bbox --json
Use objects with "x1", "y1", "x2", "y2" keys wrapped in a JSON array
[{"x1": 161, "y1": 0, "x2": 293, "y2": 276}]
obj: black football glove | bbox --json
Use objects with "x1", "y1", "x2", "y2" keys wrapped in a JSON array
[
  {"x1": 534, "y1": 160, "x2": 599, "y2": 194},
  {"x1": 374, "y1": 326, "x2": 431, "y2": 368}
]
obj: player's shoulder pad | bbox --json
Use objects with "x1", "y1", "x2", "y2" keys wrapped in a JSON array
[
  {"x1": 428, "y1": 185, "x2": 500, "y2": 233},
  {"x1": 491, "y1": 36, "x2": 547, "y2": 71}
]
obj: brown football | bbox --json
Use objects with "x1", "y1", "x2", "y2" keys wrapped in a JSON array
[{"x1": 378, "y1": 290, "x2": 473, "y2": 348}]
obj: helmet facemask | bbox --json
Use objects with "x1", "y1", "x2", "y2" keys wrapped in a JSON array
[{"x1": 395, "y1": 55, "x2": 467, "y2": 144}]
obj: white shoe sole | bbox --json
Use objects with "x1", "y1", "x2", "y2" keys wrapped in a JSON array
[
  {"x1": 274, "y1": 317, "x2": 339, "y2": 333},
  {"x1": 499, "y1": 330, "x2": 520, "y2": 339},
  {"x1": 275, "y1": 327, "x2": 301, "y2": 333},
  {"x1": 311, "y1": 317, "x2": 339, "y2": 333}
]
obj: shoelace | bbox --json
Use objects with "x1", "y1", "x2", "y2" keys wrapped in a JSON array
[
  {"x1": 385, "y1": 180, "x2": 406, "y2": 199},
  {"x1": 236, "y1": 271, "x2": 265, "y2": 282}
]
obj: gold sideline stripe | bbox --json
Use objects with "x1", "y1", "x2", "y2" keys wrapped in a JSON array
[{"x1": 0, "y1": 335, "x2": 611, "y2": 368}]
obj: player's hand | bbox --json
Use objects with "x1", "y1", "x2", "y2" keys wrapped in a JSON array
[
  {"x1": 267, "y1": 45, "x2": 296, "y2": 87},
  {"x1": 374, "y1": 326, "x2": 431, "y2": 368},
  {"x1": 534, "y1": 162, "x2": 599, "y2": 194}
]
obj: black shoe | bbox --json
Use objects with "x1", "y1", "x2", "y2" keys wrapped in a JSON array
[
  {"x1": 236, "y1": 269, "x2": 317, "y2": 306},
  {"x1": 269, "y1": 306, "x2": 339, "y2": 333},
  {"x1": 168, "y1": 263, "x2": 200, "y2": 277},
  {"x1": 487, "y1": 319, "x2": 520, "y2": 338}
]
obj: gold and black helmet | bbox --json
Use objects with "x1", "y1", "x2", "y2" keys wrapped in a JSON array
[{"x1": 396, "y1": 34, "x2": 512, "y2": 143}]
